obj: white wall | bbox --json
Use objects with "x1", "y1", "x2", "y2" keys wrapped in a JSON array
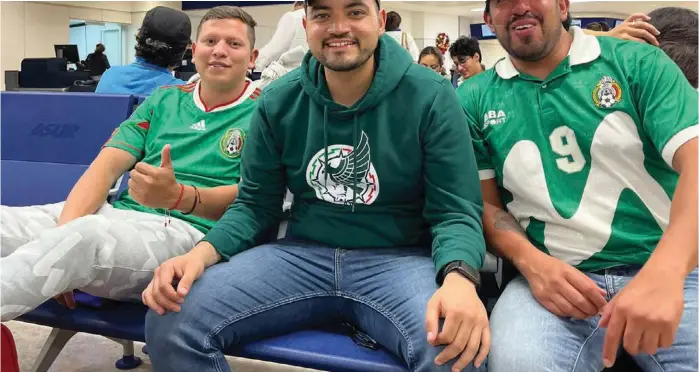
[
  {"x1": 479, "y1": 40, "x2": 507, "y2": 69},
  {"x1": 125, "y1": 12, "x2": 146, "y2": 65}
]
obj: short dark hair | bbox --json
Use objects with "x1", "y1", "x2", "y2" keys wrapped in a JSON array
[
  {"x1": 586, "y1": 21, "x2": 609, "y2": 32},
  {"x1": 485, "y1": 0, "x2": 573, "y2": 31},
  {"x1": 648, "y1": 7, "x2": 698, "y2": 88},
  {"x1": 196, "y1": 6, "x2": 257, "y2": 48},
  {"x1": 449, "y1": 36, "x2": 481, "y2": 61},
  {"x1": 386, "y1": 11, "x2": 402, "y2": 31},
  {"x1": 419, "y1": 46, "x2": 444, "y2": 66}
]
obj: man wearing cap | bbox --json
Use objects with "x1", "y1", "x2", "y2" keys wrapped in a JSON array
[
  {"x1": 96, "y1": 6, "x2": 192, "y2": 95},
  {"x1": 143, "y1": 0, "x2": 489, "y2": 371},
  {"x1": 460, "y1": 0, "x2": 698, "y2": 370},
  {"x1": 0, "y1": 6, "x2": 261, "y2": 322}
]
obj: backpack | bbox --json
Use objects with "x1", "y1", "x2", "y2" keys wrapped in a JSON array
[{"x1": 1, "y1": 324, "x2": 20, "y2": 372}]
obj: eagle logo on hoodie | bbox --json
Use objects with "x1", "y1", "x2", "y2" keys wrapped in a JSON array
[{"x1": 306, "y1": 132, "x2": 380, "y2": 206}]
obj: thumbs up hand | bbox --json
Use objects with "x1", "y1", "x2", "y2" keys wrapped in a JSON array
[
  {"x1": 128, "y1": 144, "x2": 181, "y2": 209},
  {"x1": 160, "y1": 144, "x2": 173, "y2": 169}
]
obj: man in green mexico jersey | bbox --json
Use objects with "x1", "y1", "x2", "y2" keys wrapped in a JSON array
[
  {"x1": 459, "y1": 0, "x2": 698, "y2": 370},
  {"x1": 0, "y1": 6, "x2": 261, "y2": 321}
]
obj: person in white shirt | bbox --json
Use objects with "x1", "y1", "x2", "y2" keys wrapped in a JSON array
[
  {"x1": 384, "y1": 11, "x2": 420, "y2": 62},
  {"x1": 254, "y1": 1, "x2": 307, "y2": 72}
]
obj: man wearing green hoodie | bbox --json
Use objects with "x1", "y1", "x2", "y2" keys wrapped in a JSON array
[{"x1": 144, "y1": 1, "x2": 489, "y2": 371}]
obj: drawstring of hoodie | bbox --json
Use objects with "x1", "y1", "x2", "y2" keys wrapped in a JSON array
[
  {"x1": 323, "y1": 106, "x2": 329, "y2": 187},
  {"x1": 351, "y1": 114, "x2": 359, "y2": 212}
]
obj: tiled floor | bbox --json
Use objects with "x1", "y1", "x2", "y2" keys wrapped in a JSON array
[{"x1": 7, "y1": 321, "x2": 321, "y2": 372}]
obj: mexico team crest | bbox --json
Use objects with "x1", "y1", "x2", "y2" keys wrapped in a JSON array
[
  {"x1": 220, "y1": 128, "x2": 245, "y2": 158},
  {"x1": 306, "y1": 132, "x2": 379, "y2": 205},
  {"x1": 592, "y1": 76, "x2": 622, "y2": 108}
]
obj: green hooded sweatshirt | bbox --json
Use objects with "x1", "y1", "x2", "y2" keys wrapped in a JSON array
[{"x1": 202, "y1": 34, "x2": 485, "y2": 274}]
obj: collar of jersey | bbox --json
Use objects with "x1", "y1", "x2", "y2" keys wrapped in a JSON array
[
  {"x1": 192, "y1": 78, "x2": 258, "y2": 113},
  {"x1": 495, "y1": 26, "x2": 601, "y2": 80}
]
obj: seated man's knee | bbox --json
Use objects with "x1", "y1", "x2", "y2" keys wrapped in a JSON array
[
  {"x1": 144, "y1": 284, "x2": 218, "y2": 358},
  {"x1": 145, "y1": 309, "x2": 191, "y2": 357}
]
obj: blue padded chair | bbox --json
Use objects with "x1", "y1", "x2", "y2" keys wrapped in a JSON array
[
  {"x1": 4, "y1": 92, "x2": 498, "y2": 372},
  {"x1": 0, "y1": 92, "x2": 134, "y2": 206},
  {"x1": 14, "y1": 189, "x2": 501, "y2": 372},
  {"x1": 21, "y1": 300, "x2": 407, "y2": 372},
  {"x1": 16, "y1": 190, "x2": 409, "y2": 372}
]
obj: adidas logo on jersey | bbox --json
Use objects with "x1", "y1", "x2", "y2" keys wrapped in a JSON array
[
  {"x1": 190, "y1": 120, "x2": 206, "y2": 131},
  {"x1": 484, "y1": 110, "x2": 507, "y2": 128}
]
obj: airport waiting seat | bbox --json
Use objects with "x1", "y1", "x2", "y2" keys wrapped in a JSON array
[
  {"x1": 4, "y1": 92, "x2": 500, "y2": 372},
  {"x1": 0, "y1": 92, "x2": 135, "y2": 206},
  {"x1": 13, "y1": 184, "x2": 409, "y2": 371}
]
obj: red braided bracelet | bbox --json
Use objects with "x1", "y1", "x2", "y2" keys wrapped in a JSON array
[{"x1": 168, "y1": 183, "x2": 185, "y2": 211}]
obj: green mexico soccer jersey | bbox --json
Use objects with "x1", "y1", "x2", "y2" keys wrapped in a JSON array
[
  {"x1": 459, "y1": 27, "x2": 698, "y2": 272},
  {"x1": 104, "y1": 80, "x2": 261, "y2": 234}
]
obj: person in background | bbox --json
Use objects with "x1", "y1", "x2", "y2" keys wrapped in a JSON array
[
  {"x1": 462, "y1": 0, "x2": 698, "y2": 370},
  {"x1": 648, "y1": 7, "x2": 698, "y2": 88},
  {"x1": 418, "y1": 46, "x2": 447, "y2": 77},
  {"x1": 254, "y1": 1, "x2": 307, "y2": 72},
  {"x1": 0, "y1": 5, "x2": 260, "y2": 322},
  {"x1": 86, "y1": 43, "x2": 110, "y2": 81},
  {"x1": 585, "y1": 13, "x2": 660, "y2": 46},
  {"x1": 384, "y1": 10, "x2": 420, "y2": 61},
  {"x1": 96, "y1": 6, "x2": 191, "y2": 95},
  {"x1": 586, "y1": 21, "x2": 610, "y2": 32},
  {"x1": 449, "y1": 36, "x2": 485, "y2": 87}
]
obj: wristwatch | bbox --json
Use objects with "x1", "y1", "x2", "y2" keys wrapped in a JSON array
[{"x1": 437, "y1": 260, "x2": 481, "y2": 288}]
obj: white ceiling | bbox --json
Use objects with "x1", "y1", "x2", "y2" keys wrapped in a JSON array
[{"x1": 385, "y1": 0, "x2": 698, "y2": 19}]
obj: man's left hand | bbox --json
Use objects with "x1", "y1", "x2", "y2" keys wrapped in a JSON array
[
  {"x1": 600, "y1": 268, "x2": 685, "y2": 367},
  {"x1": 426, "y1": 272, "x2": 489, "y2": 371},
  {"x1": 128, "y1": 145, "x2": 180, "y2": 209}
]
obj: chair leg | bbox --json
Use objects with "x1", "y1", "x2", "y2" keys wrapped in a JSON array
[
  {"x1": 29, "y1": 328, "x2": 77, "y2": 372},
  {"x1": 106, "y1": 337, "x2": 142, "y2": 370}
]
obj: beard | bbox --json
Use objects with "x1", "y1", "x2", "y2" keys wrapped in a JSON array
[
  {"x1": 497, "y1": 14, "x2": 562, "y2": 62},
  {"x1": 313, "y1": 40, "x2": 376, "y2": 72}
]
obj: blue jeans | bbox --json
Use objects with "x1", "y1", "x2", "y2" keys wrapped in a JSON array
[
  {"x1": 489, "y1": 267, "x2": 698, "y2": 372},
  {"x1": 145, "y1": 240, "x2": 487, "y2": 372}
]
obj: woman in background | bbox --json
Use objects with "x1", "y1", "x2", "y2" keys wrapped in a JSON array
[
  {"x1": 86, "y1": 43, "x2": 110, "y2": 81},
  {"x1": 384, "y1": 11, "x2": 420, "y2": 62},
  {"x1": 418, "y1": 46, "x2": 447, "y2": 77}
]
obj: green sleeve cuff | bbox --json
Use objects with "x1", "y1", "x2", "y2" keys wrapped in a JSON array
[{"x1": 199, "y1": 229, "x2": 235, "y2": 261}]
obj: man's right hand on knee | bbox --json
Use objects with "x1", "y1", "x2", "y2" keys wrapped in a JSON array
[
  {"x1": 142, "y1": 242, "x2": 220, "y2": 315},
  {"x1": 54, "y1": 291, "x2": 76, "y2": 309},
  {"x1": 520, "y1": 252, "x2": 608, "y2": 319}
]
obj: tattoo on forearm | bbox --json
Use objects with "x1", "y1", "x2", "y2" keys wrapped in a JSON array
[{"x1": 494, "y1": 210, "x2": 526, "y2": 236}]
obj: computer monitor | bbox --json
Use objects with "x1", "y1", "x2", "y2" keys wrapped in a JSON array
[
  {"x1": 614, "y1": 19, "x2": 624, "y2": 28},
  {"x1": 54, "y1": 45, "x2": 80, "y2": 64},
  {"x1": 481, "y1": 24, "x2": 495, "y2": 38}
]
